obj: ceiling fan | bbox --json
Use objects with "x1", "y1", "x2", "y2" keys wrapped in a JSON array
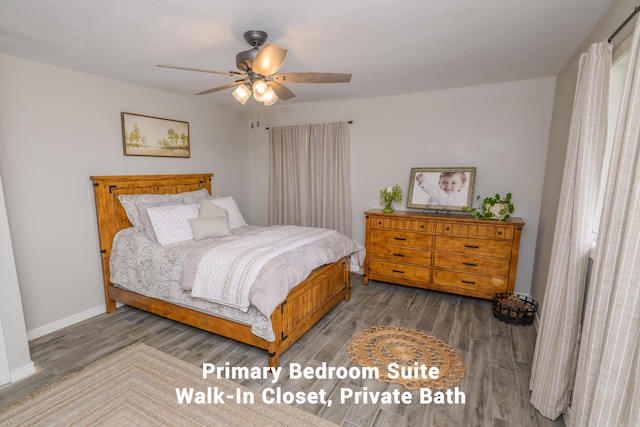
[{"x1": 158, "y1": 30, "x2": 352, "y2": 106}]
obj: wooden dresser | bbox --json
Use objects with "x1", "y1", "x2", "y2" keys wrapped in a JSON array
[{"x1": 364, "y1": 210, "x2": 524, "y2": 299}]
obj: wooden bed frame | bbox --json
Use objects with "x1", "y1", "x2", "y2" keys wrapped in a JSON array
[{"x1": 91, "y1": 173, "x2": 351, "y2": 367}]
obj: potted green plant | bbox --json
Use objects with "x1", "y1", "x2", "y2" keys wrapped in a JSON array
[
  {"x1": 380, "y1": 185, "x2": 403, "y2": 213},
  {"x1": 463, "y1": 193, "x2": 514, "y2": 221}
]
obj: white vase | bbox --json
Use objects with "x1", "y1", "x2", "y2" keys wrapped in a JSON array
[{"x1": 486, "y1": 202, "x2": 509, "y2": 220}]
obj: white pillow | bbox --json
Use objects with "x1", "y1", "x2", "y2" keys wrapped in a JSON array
[
  {"x1": 189, "y1": 217, "x2": 232, "y2": 240},
  {"x1": 147, "y1": 203, "x2": 199, "y2": 245},
  {"x1": 210, "y1": 196, "x2": 247, "y2": 229},
  {"x1": 137, "y1": 200, "x2": 184, "y2": 242}
]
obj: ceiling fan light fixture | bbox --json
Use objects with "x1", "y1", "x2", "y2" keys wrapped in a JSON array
[
  {"x1": 252, "y1": 80, "x2": 270, "y2": 101},
  {"x1": 232, "y1": 84, "x2": 251, "y2": 105},
  {"x1": 263, "y1": 90, "x2": 278, "y2": 106}
]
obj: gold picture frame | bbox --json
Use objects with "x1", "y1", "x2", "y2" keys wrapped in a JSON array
[
  {"x1": 121, "y1": 112, "x2": 190, "y2": 158},
  {"x1": 407, "y1": 167, "x2": 476, "y2": 212}
]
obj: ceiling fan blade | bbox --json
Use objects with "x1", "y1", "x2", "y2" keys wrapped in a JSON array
[
  {"x1": 273, "y1": 72, "x2": 352, "y2": 84},
  {"x1": 196, "y1": 80, "x2": 247, "y2": 95},
  {"x1": 268, "y1": 81, "x2": 296, "y2": 100},
  {"x1": 252, "y1": 44, "x2": 287, "y2": 76},
  {"x1": 157, "y1": 64, "x2": 243, "y2": 77}
]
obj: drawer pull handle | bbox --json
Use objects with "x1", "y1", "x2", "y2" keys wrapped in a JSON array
[
  {"x1": 461, "y1": 280, "x2": 476, "y2": 284},
  {"x1": 393, "y1": 253, "x2": 406, "y2": 257},
  {"x1": 465, "y1": 244, "x2": 480, "y2": 249},
  {"x1": 394, "y1": 237, "x2": 407, "y2": 241},
  {"x1": 462, "y1": 262, "x2": 477, "y2": 267},
  {"x1": 392, "y1": 269, "x2": 405, "y2": 274},
  {"x1": 445, "y1": 227, "x2": 450, "y2": 231},
  {"x1": 498, "y1": 231, "x2": 503, "y2": 235}
]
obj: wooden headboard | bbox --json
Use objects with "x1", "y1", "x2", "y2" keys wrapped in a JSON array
[{"x1": 90, "y1": 173, "x2": 213, "y2": 311}]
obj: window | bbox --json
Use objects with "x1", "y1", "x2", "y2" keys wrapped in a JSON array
[{"x1": 593, "y1": 39, "x2": 631, "y2": 245}]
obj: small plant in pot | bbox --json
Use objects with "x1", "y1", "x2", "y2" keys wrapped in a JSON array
[
  {"x1": 463, "y1": 193, "x2": 514, "y2": 221},
  {"x1": 379, "y1": 184, "x2": 403, "y2": 213}
]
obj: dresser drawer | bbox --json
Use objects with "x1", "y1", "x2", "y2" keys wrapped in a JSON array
[
  {"x1": 368, "y1": 244, "x2": 430, "y2": 266},
  {"x1": 369, "y1": 229, "x2": 432, "y2": 249},
  {"x1": 370, "y1": 216, "x2": 433, "y2": 232},
  {"x1": 432, "y1": 270, "x2": 507, "y2": 294},
  {"x1": 435, "y1": 235, "x2": 512, "y2": 258},
  {"x1": 436, "y1": 222, "x2": 514, "y2": 240},
  {"x1": 433, "y1": 252, "x2": 509, "y2": 276},
  {"x1": 368, "y1": 260, "x2": 431, "y2": 282}
]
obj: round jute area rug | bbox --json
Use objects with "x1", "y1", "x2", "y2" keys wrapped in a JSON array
[{"x1": 346, "y1": 326, "x2": 466, "y2": 390}]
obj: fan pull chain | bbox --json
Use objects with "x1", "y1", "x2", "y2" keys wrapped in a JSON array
[{"x1": 250, "y1": 104, "x2": 261, "y2": 128}]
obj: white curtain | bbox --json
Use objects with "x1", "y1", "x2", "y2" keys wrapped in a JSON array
[
  {"x1": 268, "y1": 125, "x2": 309, "y2": 227},
  {"x1": 268, "y1": 121, "x2": 352, "y2": 236},
  {"x1": 529, "y1": 41, "x2": 611, "y2": 419},
  {"x1": 570, "y1": 19, "x2": 640, "y2": 427}
]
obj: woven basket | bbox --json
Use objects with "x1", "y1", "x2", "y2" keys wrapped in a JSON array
[{"x1": 492, "y1": 293, "x2": 538, "y2": 326}]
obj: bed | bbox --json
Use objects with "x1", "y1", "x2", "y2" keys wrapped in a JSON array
[{"x1": 91, "y1": 173, "x2": 363, "y2": 367}]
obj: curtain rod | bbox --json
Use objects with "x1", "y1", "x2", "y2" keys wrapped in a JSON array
[
  {"x1": 265, "y1": 121, "x2": 352, "y2": 130},
  {"x1": 608, "y1": 5, "x2": 640, "y2": 43}
]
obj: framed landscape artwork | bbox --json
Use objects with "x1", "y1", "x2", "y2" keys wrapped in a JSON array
[
  {"x1": 406, "y1": 167, "x2": 476, "y2": 212},
  {"x1": 121, "y1": 112, "x2": 190, "y2": 158}
]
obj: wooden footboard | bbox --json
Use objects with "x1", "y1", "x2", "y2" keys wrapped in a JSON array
[
  {"x1": 268, "y1": 256, "x2": 350, "y2": 367},
  {"x1": 91, "y1": 174, "x2": 351, "y2": 367},
  {"x1": 106, "y1": 256, "x2": 350, "y2": 367}
]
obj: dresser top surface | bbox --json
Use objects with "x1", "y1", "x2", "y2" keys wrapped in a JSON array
[{"x1": 364, "y1": 209, "x2": 524, "y2": 226}]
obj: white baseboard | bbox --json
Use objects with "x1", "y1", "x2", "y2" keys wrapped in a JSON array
[
  {"x1": 14, "y1": 303, "x2": 125, "y2": 384},
  {"x1": 26, "y1": 304, "x2": 106, "y2": 341},
  {"x1": 11, "y1": 361, "x2": 36, "y2": 383}
]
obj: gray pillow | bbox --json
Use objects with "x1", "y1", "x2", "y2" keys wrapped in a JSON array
[
  {"x1": 171, "y1": 188, "x2": 210, "y2": 203},
  {"x1": 118, "y1": 193, "x2": 173, "y2": 230}
]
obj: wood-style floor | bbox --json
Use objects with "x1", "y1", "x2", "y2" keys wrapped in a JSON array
[{"x1": 0, "y1": 275, "x2": 563, "y2": 427}]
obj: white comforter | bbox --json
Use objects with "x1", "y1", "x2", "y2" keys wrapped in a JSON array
[
  {"x1": 184, "y1": 225, "x2": 364, "y2": 318},
  {"x1": 190, "y1": 226, "x2": 336, "y2": 313}
]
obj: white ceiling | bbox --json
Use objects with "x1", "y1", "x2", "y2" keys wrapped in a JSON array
[{"x1": 0, "y1": 0, "x2": 614, "y2": 109}]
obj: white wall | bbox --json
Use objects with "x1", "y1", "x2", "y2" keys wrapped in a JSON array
[
  {"x1": 0, "y1": 175, "x2": 34, "y2": 381},
  {"x1": 0, "y1": 53, "x2": 249, "y2": 333},
  {"x1": 249, "y1": 77, "x2": 556, "y2": 295}
]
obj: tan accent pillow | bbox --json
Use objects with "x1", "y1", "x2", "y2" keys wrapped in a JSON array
[
  {"x1": 189, "y1": 217, "x2": 232, "y2": 240},
  {"x1": 199, "y1": 200, "x2": 229, "y2": 219}
]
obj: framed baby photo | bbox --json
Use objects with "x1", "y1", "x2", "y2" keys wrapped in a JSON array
[{"x1": 406, "y1": 167, "x2": 476, "y2": 211}]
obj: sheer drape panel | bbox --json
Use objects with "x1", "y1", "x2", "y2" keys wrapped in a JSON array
[
  {"x1": 308, "y1": 122, "x2": 352, "y2": 237},
  {"x1": 268, "y1": 126, "x2": 308, "y2": 226},
  {"x1": 529, "y1": 41, "x2": 611, "y2": 419},
  {"x1": 570, "y1": 20, "x2": 640, "y2": 427},
  {"x1": 268, "y1": 122, "x2": 352, "y2": 237}
]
